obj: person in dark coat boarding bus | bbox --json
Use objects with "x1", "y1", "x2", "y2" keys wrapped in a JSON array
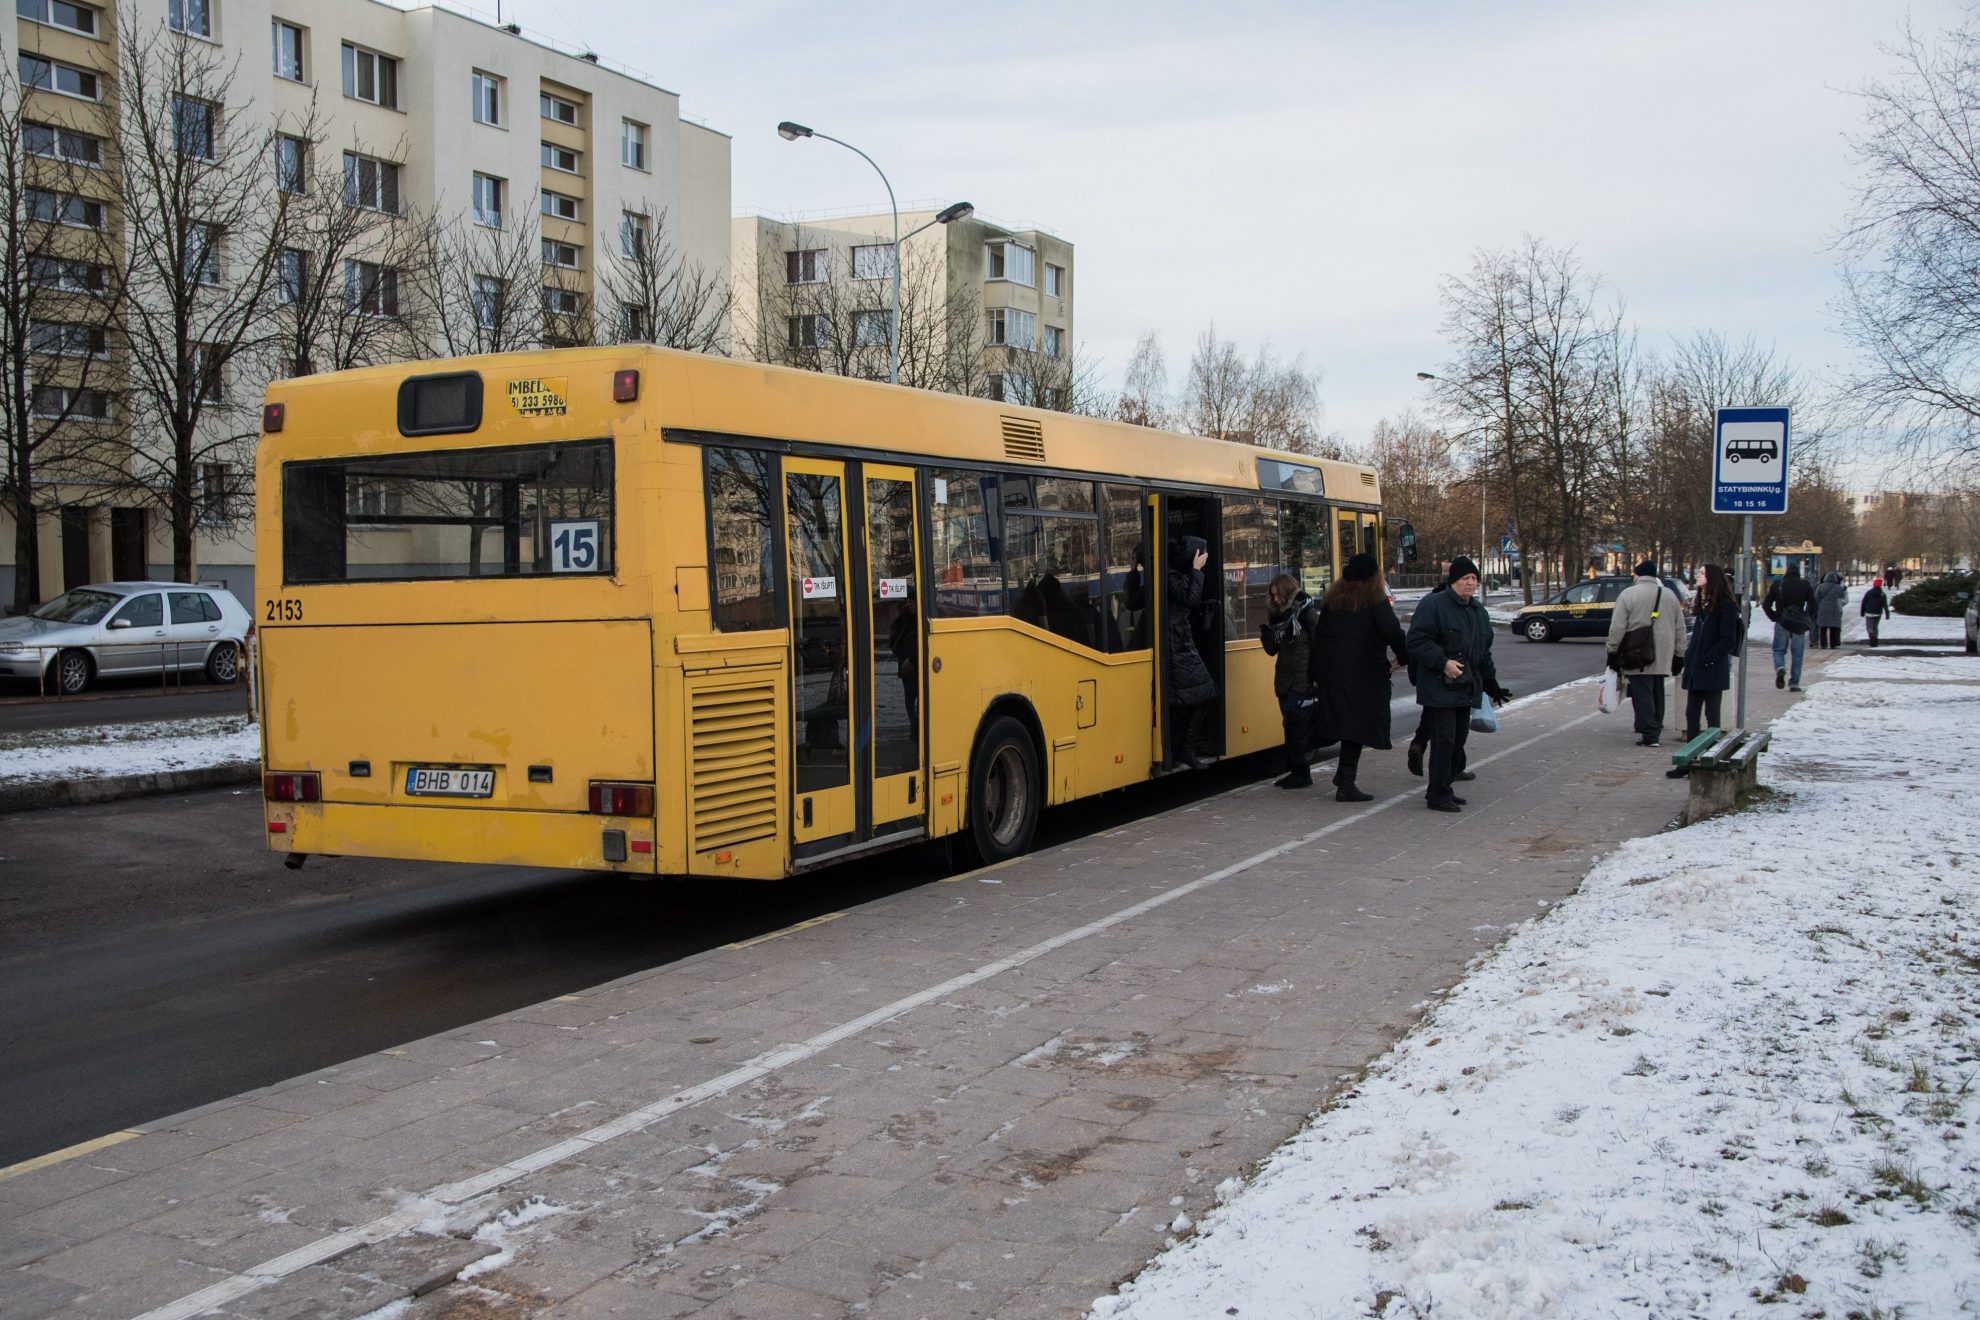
[
  {"x1": 1666, "y1": 563, "x2": 1743, "y2": 778},
  {"x1": 1405, "y1": 557, "x2": 1510, "y2": 813},
  {"x1": 1308, "y1": 553, "x2": 1409, "y2": 802},
  {"x1": 1163, "y1": 536, "x2": 1219, "y2": 770},
  {"x1": 1604, "y1": 560, "x2": 1687, "y2": 748},
  {"x1": 1260, "y1": 573, "x2": 1322, "y2": 788}
]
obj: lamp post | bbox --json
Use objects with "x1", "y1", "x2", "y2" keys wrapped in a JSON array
[
  {"x1": 1416, "y1": 371, "x2": 1491, "y2": 584},
  {"x1": 777, "y1": 121, "x2": 971, "y2": 386}
]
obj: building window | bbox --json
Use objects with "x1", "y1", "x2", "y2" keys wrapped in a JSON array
[
  {"x1": 183, "y1": 342, "x2": 225, "y2": 402},
  {"x1": 988, "y1": 307, "x2": 1036, "y2": 348},
  {"x1": 542, "y1": 191, "x2": 580, "y2": 221},
  {"x1": 184, "y1": 223, "x2": 222, "y2": 285},
  {"x1": 620, "y1": 302, "x2": 647, "y2": 339},
  {"x1": 472, "y1": 172, "x2": 505, "y2": 228},
  {"x1": 1043, "y1": 325, "x2": 1064, "y2": 359},
  {"x1": 342, "y1": 152, "x2": 400, "y2": 213},
  {"x1": 344, "y1": 260, "x2": 399, "y2": 316},
  {"x1": 277, "y1": 247, "x2": 306, "y2": 305},
  {"x1": 276, "y1": 134, "x2": 307, "y2": 194},
  {"x1": 851, "y1": 309, "x2": 889, "y2": 348},
  {"x1": 986, "y1": 241, "x2": 1035, "y2": 287},
  {"x1": 620, "y1": 211, "x2": 648, "y2": 261},
  {"x1": 472, "y1": 275, "x2": 504, "y2": 329},
  {"x1": 541, "y1": 285, "x2": 580, "y2": 316},
  {"x1": 25, "y1": 122, "x2": 102, "y2": 165},
  {"x1": 787, "y1": 314, "x2": 828, "y2": 349},
  {"x1": 199, "y1": 464, "x2": 234, "y2": 523},
  {"x1": 540, "y1": 91, "x2": 579, "y2": 125},
  {"x1": 173, "y1": 97, "x2": 216, "y2": 160},
  {"x1": 26, "y1": 188, "x2": 104, "y2": 229},
  {"x1": 541, "y1": 238, "x2": 579, "y2": 270},
  {"x1": 540, "y1": 141, "x2": 581, "y2": 174},
  {"x1": 1044, "y1": 263, "x2": 1064, "y2": 297},
  {"x1": 851, "y1": 244, "x2": 895, "y2": 281},
  {"x1": 621, "y1": 118, "x2": 648, "y2": 170},
  {"x1": 19, "y1": 55, "x2": 100, "y2": 101},
  {"x1": 19, "y1": 0, "x2": 98, "y2": 37},
  {"x1": 29, "y1": 321, "x2": 109, "y2": 358},
  {"x1": 32, "y1": 385, "x2": 111, "y2": 421},
  {"x1": 29, "y1": 256, "x2": 107, "y2": 292},
  {"x1": 471, "y1": 70, "x2": 503, "y2": 126},
  {"x1": 341, "y1": 44, "x2": 398, "y2": 109},
  {"x1": 168, "y1": 0, "x2": 211, "y2": 39},
  {"x1": 271, "y1": 20, "x2": 304, "y2": 80},
  {"x1": 785, "y1": 249, "x2": 826, "y2": 284}
]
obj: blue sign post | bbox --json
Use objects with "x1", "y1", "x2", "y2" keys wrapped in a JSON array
[{"x1": 1713, "y1": 406, "x2": 1791, "y2": 730}]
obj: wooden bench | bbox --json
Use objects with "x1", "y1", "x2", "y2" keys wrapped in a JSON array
[{"x1": 1672, "y1": 727, "x2": 1772, "y2": 824}]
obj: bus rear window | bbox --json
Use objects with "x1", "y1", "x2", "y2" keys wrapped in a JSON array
[{"x1": 282, "y1": 439, "x2": 613, "y2": 584}]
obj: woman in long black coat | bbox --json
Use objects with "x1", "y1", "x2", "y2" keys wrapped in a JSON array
[
  {"x1": 1668, "y1": 563, "x2": 1742, "y2": 776},
  {"x1": 1163, "y1": 536, "x2": 1219, "y2": 769},
  {"x1": 1307, "y1": 553, "x2": 1408, "y2": 801}
]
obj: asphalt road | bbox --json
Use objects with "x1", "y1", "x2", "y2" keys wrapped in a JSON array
[
  {"x1": 0, "y1": 630, "x2": 1599, "y2": 1168},
  {"x1": 0, "y1": 675, "x2": 248, "y2": 733}
]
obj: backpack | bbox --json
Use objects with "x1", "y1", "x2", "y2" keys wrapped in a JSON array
[{"x1": 1615, "y1": 585, "x2": 1668, "y2": 670}]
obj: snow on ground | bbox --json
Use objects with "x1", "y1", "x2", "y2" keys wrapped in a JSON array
[
  {"x1": 1827, "y1": 654, "x2": 1980, "y2": 682},
  {"x1": 1844, "y1": 605, "x2": 1968, "y2": 645},
  {"x1": 0, "y1": 714, "x2": 257, "y2": 784},
  {"x1": 1097, "y1": 659, "x2": 1980, "y2": 1319}
]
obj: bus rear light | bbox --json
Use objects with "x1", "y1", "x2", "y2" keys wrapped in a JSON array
[
  {"x1": 268, "y1": 822, "x2": 287, "y2": 833},
  {"x1": 612, "y1": 369, "x2": 639, "y2": 402},
  {"x1": 263, "y1": 402, "x2": 285, "y2": 432},
  {"x1": 630, "y1": 838, "x2": 652, "y2": 855},
  {"x1": 588, "y1": 782, "x2": 653, "y2": 815},
  {"x1": 264, "y1": 771, "x2": 320, "y2": 802}
]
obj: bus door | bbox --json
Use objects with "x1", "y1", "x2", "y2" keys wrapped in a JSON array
[
  {"x1": 1156, "y1": 492, "x2": 1226, "y2": 761},
  {"x1": 1336, "y1": 508, "x2": 1360, "y2": 578},
  {"x1": 785, "y1": 457, "x2": 855, "y2": 845},
  {"x1": 863, "y1": 465, "x2": 923, "y2": 833}
]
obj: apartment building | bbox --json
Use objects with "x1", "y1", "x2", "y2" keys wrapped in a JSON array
[
  {"x1": 731, "y1": 208, "x2": 1074, "y2": 403},
  {"x1": 2, "y1": 0, "x2": 730, "y2": 611}
]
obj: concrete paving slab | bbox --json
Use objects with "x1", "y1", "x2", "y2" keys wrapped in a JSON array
[{"x1": 0, "y1": 663, "x2": 1819, "y2": 1318}]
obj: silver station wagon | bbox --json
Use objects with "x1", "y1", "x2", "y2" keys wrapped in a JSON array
[{"x1": 0, "y1": 581, "x2": 251, "y2": 694}]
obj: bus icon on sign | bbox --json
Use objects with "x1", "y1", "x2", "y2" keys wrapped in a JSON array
[{"x1": 1725, "y1": 434, "x2": 1778, "y2": 464}]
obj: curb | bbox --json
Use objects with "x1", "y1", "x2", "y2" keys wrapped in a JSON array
[{"x1": 0, "y1": 761, "x2": 260, "y2": 814}]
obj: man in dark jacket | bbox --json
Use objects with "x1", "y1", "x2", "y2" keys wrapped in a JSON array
[
  {"x1": 1405, "y1": 557, "x2": 1510, "y2": 813},
  {"x1": 1403, "y1": 578, "x2": 1448, "y2": 778},
  {"x1": 1260, "y1": 573, "x2": 1321, "y2": 787},
  {"x1": 1861, "y1": 577, "x2": 1891, "y2": 647},
  {"x1": 1762, "y1": 566, "x2": 1816, "y2": 692}
]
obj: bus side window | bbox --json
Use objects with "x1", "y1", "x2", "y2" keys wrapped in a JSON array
[
  {"x1": 706, "y1": 447, "x2": 778, "y2": 630},
  {"x1": 928, "y1": 469, "x2": 1004, "y2": 618},
  {"x1": 1101, "y1": 484, "x2": 1148, "y2": 653},
  {"x1": 1282, "y1": 500, "x2": 1331, "y2": 598},
  {"x1": 1220, "y1": 496, "x2": 1278, "y2": 634}
]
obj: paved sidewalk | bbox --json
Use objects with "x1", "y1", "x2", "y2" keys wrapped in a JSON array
[{"x1": 0, "y1": 663, "x2": 1804, "y2": 1320}]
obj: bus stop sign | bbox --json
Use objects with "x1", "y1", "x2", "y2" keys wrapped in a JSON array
[{"x1": 1712, "y1": 406, "x2": 1790, "y2": 515}]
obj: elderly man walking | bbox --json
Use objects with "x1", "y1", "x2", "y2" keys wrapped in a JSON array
[
  {"x1": 1604, "y1": 560, "x2": 1687, "y2": 747},
  {"x1": 1405, "y1": 557, "x2": 1510, "y2": 813}
]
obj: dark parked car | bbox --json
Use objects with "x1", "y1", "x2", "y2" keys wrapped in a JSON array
[
  {"x1": 1510, "y1": 575, "x2": 1692, "y2": 642},
  {"x1": 0, "y1": 581, "x2": 251, "y2": 694}
]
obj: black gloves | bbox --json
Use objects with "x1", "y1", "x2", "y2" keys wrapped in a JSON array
[{"x1": 1493, "y1": 687, "x2": 1513, "y2": 704}]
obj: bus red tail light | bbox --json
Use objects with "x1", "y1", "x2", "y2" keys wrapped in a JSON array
[
  {"x1": 589, "y1": 782, "x2": 653, "y2": 815},
  {"x1": 264, "y1": 771, "x2": 320, "y2": 802},
  {"x1": 612, "y1": 369, "x2": 639, "y2": 402}
]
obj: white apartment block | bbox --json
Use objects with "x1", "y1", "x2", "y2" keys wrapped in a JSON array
[
  {"x1": 731, "y1": 208, "x2": 1074, "y2": 402},
  {"x1": 3, "y1": 0, "x2": 729, "y2": 611}
]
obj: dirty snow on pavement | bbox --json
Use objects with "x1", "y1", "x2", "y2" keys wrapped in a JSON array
[
  {"x1": 0, "y1": 714, "x2": 256, "y2": 784},
  {"x1": 1097, "y1": 663, "x2": 1980, "y2": 1318}
]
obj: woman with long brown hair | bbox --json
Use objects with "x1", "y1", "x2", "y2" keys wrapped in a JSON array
[
  {"x1": 1307, "y1": 553, "x2": 1409, "y2": 801},
  {"x1": 1669, "y1": 562, "x2": 1743, "y2": 776}
]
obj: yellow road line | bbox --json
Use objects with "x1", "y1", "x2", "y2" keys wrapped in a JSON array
[
  {"x1": 0, "y1": 1129, "x2": 141, "y2": 1184},
  {"x1": 724, "y1": 911, "x2": 845, "y2": 950}
]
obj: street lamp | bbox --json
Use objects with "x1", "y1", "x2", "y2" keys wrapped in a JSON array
[
  {"x1": 776, "y1": 122, "x2": 972, "y2": 386},
  {"x1": 1414, "y1": 371, "x2": 1492, "y2": 583}
]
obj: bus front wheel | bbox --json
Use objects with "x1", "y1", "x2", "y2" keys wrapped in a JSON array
[{"x1": 956, "y1": 715, "x2": 1042, "y2": 869}]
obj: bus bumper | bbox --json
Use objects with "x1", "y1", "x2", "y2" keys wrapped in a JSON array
[{"x1": 264, "y1": 802, "x2": 661, "y2": 874}]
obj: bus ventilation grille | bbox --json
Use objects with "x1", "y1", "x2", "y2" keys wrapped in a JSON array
[
  {"x1": 1001, "y1": 416, "x2": 1047, "y2": 463},
  {"x1": 689, "y1": 673, "x2": 779, "y2": 852},
  {"x1": 1361, "y1": 471, "x2": 1377, "y2": 487}
]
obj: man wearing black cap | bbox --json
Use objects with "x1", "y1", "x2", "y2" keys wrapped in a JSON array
[
  {"x1": 1605, "y1": 560, "x2": 1686, "y2": 747},
  {"x1": 1404, "y1": 556, "x2": 1511, "y2": 812}
]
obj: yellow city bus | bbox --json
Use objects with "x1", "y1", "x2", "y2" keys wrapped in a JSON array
[{"x1": 255, "y1": 347, "x2": 1383, "y2": 879}]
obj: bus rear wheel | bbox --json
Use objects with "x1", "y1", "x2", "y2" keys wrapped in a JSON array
[{"x1": 955, "y1": 715, "x2": 1041, "y2": 869}]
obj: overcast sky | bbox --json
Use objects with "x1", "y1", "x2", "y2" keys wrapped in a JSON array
[{"x1": 523, "y1": 0, "x2": 1962, "y2": 450}]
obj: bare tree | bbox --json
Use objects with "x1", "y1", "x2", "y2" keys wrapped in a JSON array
[
  {"x1": 1180, "y1": 325, "x2": 1248, "y2": 440},
  {"x1": 1366, "y1": 412, "x2": 1467, "y2": 568},
  {"x1": 107, "y1": 20, "x2": 291, "y2": 581},
  {"x1": 416, "y1": 196, "x2": 544, "y2": 358},
  {"x1": 1837, "y1": 15, "x2": 1980, "y2": 474},
  {"x1": 996, "y1": 340, "x2": 1106, "y2": 416},
  {"x1": 1178, "y1": 327, "x2": 1326, "y2": 452},
  {"x1": 595, "y1": 203, "x2": 728, "y2": 353},
  {"x1": 1114, "y1": 331, "x2": 1170, "y2": 429},
  {"x1": 0, "y1": 50, "x2": 126, "y2": 611}
]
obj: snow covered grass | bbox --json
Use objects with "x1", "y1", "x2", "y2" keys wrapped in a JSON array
[
  {"x1": 1097, "y1": 663, "x2": 1980, "y2": 1319},
  {"x1": 0, "y1": 714, "x2": 257, "y2": 785},
  {"x1": 1827, "y1": 654, "x2": 1979, "y2": 682}
]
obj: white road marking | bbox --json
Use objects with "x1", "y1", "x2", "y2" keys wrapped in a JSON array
[{"x1": 133, "y1": 703, "x2": 1599, "y2": 1320}]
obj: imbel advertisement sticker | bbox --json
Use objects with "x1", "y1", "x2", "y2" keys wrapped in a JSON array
[{"x1": 506, "y1": 376, "x2": 569, "y2": 418}]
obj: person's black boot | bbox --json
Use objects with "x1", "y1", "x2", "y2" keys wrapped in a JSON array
[
  {"x1": 1336, "y1": 784, "x2": 1374, "y2": 803},
  {"x1": 1275, "y1": 771, "x2": 1312, "y2": 789},
  {"x1": 1406, "y1": 740, "x2": 1425, "y2": 777}
]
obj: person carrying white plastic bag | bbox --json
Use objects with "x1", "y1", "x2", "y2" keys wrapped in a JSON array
[{"x1": 1597, "y1": 666, "x2": 1623, "y2": 714}]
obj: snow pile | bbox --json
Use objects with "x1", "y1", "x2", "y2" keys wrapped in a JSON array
[
  {"x1": 1097, "y1": 667, "x2": 1980, "y2": 1318},
  {"x1": 0, "y1": 714, "x2": 257, "y2": 784},
  {"x1": 1827, "y1": 653, "x2": 1978, "y2": 682}
]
